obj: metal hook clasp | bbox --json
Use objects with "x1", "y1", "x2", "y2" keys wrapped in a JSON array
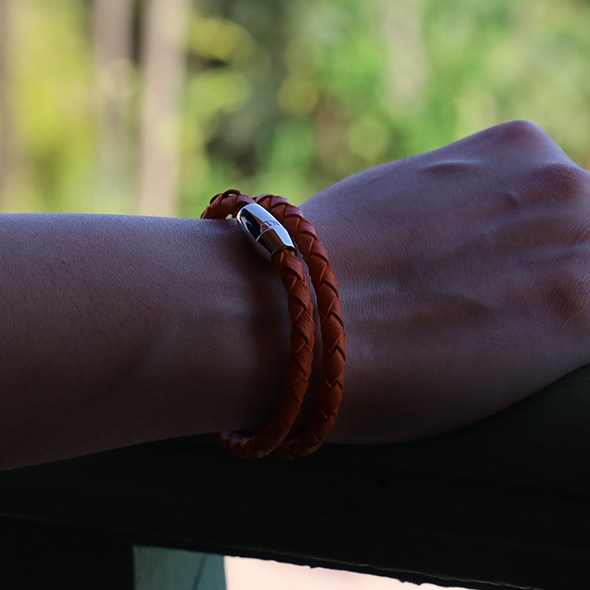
[{"x1": 236, "y1": 203, "x2": 295, "y2": 260}]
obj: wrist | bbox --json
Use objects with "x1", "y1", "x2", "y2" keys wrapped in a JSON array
[{"x1": 137, "y1": 217, "x2": 291, "y2": 439}]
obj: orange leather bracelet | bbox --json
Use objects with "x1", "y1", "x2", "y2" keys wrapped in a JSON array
[
  {"x1": 255, "y1": 194, "x2": 346, "y2": 459},
  {"x1": 201, "y1": 189, "x2": 345, "y2": 459}
]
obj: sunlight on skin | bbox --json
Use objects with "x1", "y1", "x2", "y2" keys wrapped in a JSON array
[{"x1": 224, "y1": 557, "x2": 467, "y2": 590}]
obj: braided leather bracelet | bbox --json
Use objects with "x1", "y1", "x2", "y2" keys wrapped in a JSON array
[
  {"x1": 255, "y1": 194, "x2": 346, "y2": 460},
  {"x1": 201, "y1": 189, "x2": 345, "y2": 459}
]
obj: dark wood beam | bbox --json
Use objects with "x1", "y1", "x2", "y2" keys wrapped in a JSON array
[
  {"x1": 0, "y1": 519, "x2": 134, "y2": 590},
  {"x1": 1, "y1": 364, "x2": 589, "y2": 590}
]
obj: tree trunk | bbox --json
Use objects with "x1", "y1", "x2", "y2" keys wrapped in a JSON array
[
  {"x1": 138, "y1": 0, "x2": 190, "y2": 217},
  {"x1": 92, "y1": 0, "x2": 134, "y2": 213},
  {"x1": 0, "y1": 0, "x2": 15, "y2": 207},
  {"x1": 381, "y1": 0, "x2": 428, "y2": 106}
]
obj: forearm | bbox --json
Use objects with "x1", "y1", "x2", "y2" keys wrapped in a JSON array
[{"x1": 0, "y1": 213, "x2": 289, "y2": 469}]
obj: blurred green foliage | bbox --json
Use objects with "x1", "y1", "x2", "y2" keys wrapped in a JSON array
[
  {"x1": 7, "y1": 0, "x2": 96, "y2": 212},
  {"x1": 3, "y1": 0, "x2": 590, "y2": 214}
]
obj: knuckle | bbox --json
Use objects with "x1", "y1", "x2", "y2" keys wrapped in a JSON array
[
  {"x1": 495, "y1": 119, "x2": 545, "y2": 140},
  {"x1": 526, "y1": 163, "x2": 590, "y2": 204},
  {"x1": 483, "y1": 120, "x2": 549, "y2": 147},
  {"x1": 467, "y1": 120, "x2": 559, "y2": 161}
]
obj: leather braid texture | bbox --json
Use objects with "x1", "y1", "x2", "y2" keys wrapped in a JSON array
[
  {"x1": 201, "y1": 190, "x2": 315, "y2": 459},
  {"x1": 255, "y1": 194, "x2": 346, "y2": 459}
]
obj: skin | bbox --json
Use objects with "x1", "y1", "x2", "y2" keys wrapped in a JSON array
[
  {"x1": 302, "y1": 120, "x2": 590, "y2": 443},
  {"x1": 0, "y1": 120, "x2": 588, "y2": 469}
]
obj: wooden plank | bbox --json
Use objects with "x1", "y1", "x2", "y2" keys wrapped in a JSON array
[
  {"x1": 0, "y1": 519, "x2": 134, "y2": 590},
  {"x1": 1, "y1": 365, "x2": 590, "y2": 590}
]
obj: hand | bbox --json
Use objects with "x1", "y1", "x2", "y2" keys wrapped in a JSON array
[{"x1": 300, "y1": 120, "x2": 590, "y2": 443}]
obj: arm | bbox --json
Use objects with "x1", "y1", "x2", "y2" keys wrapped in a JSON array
[
  {"x1": 0, "y1": 213, "x2": 290, "y2": 469},
  {"x1": 2, "y1": 119, "x2": 590, "y2": 469}
]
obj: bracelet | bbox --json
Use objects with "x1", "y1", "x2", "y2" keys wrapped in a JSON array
[
  {"x1": 255, "y1": 194, "x2": 346, "y2": 459},
  {"x1": 201, "y1": 189, "x2": 345, "y2": 459},
  {"x1": 201, "y1": 190, "x2": 315, "y2": 458}
]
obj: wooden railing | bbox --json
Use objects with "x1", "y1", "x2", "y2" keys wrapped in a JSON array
[{"x1": 1, "y1": 365, "x2": 589, "y2": 590}]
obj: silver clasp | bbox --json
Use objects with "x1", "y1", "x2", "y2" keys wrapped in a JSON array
[{"x1": 236, "y1": 203, "x2": 295, "y2": 260}]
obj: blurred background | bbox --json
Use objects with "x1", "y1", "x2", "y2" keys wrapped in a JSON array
[
  {"x1": 0, "y1": 0, "x2": 589, "y2": 218},
  {"x1": 1, "y1": 0, "x2": 589, "y2": 587}
]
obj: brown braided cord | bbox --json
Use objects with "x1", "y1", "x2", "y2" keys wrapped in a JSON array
[
  {"x1": 200, "y1": 189, "x2": 255, "y2": 221},
  {"x1": 255, "y1": 194, "x2": 346, "y2": 459},
  {"x1": 201, "y1": 190, "x2": 315, "y2": 459}
]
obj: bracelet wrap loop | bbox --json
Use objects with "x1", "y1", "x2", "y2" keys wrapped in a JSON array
[
  {"x1": 255, "y1": 194, "x2": 346, "y2": 460},
  {"x1": 201, "y1": 189, "x2": 345, "y2": 459}
]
